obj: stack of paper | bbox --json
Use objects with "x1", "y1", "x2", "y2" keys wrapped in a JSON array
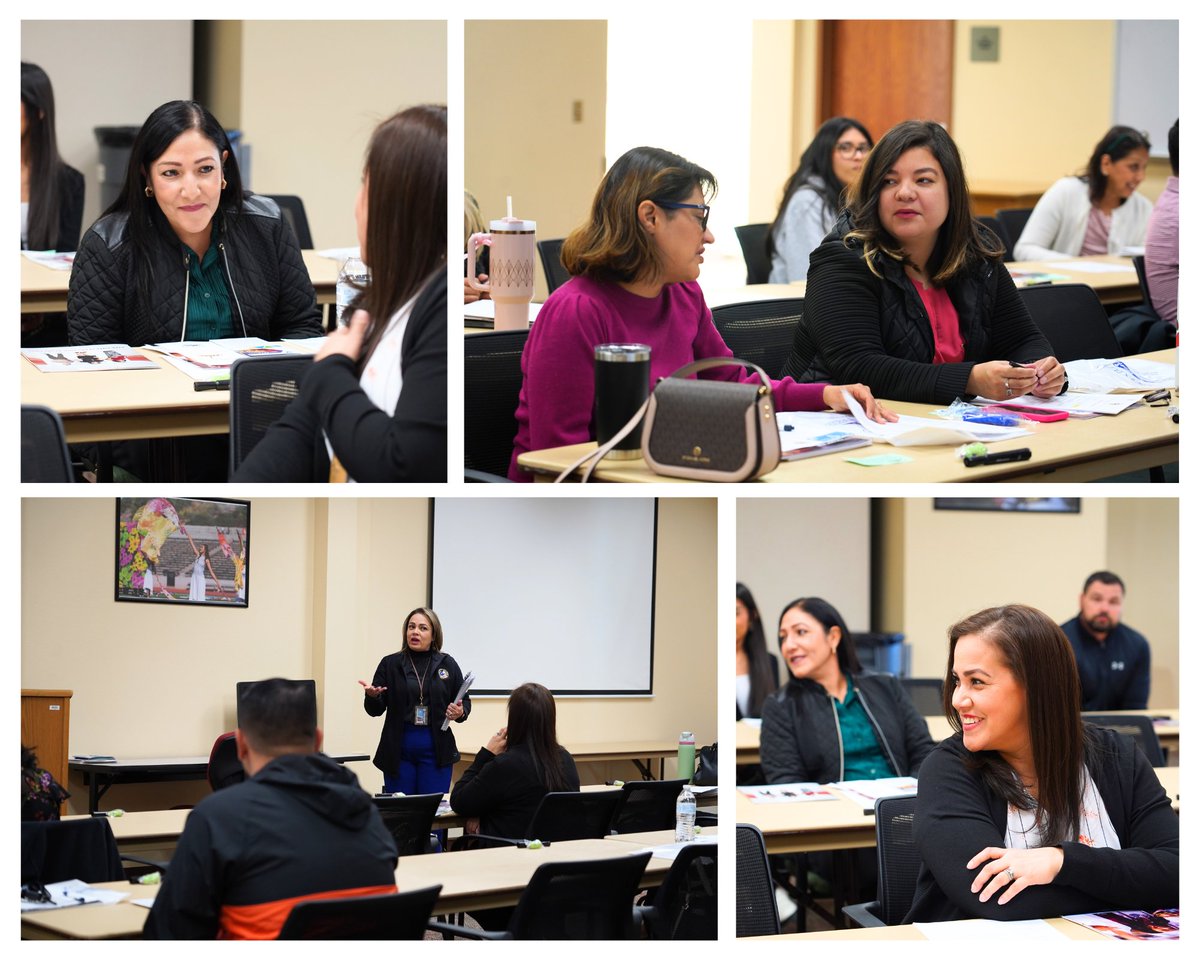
[
  {"x1": 143, "y1": 338, "x2": 314, "y2": 381},
  {"x1": 22, "y1": 345, "x2": 157, "y2": 373}
]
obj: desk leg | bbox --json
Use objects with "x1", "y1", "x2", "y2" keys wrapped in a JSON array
[{"x1": 631, "y1": 759, "x2": 655, "y2": 780}]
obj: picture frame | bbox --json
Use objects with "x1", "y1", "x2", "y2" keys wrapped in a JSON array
[{"x1": 933, "y1": 498, "x2": 1082, "y2": 513}]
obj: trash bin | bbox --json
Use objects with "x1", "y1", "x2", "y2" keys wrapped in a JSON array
[
  {"x1": 854, "y1": 632, "x2": 906, "y2": 676},
  {"x1": 94, "y1": 126, "x2": 140, "y2": 211}
]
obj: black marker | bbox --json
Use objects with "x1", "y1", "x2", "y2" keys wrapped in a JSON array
[
  {"x1": 194, "y1": 380, "x2": 231, "y2": 392},
  {"x1": 964, "y1": 448, "x2": 1032, "y2": 467}
]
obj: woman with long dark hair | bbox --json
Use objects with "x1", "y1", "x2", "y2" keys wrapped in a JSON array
[
  {"x1": 67, "y1": 99, "x2": 322, "y2": 346},
  {"x1": 907, "y1": 605, "x2": 1178, "y2": 921},
  {"x1": 1014, "y1": 126, "x2": 1153, "y2": 261},
  {"x1": 234, "y1": 104, "x2": 447, "y2": 482},
  {"x1": 784, "y1": 120, "x2": 1066, "y2": 406},
  {"x1": 450, "y1": 682, "x2": 580, "y2": 838},
  {"x1": 736, "y1": 582, "x2": 777, "y2": 720},
  {"x1": 21, "y1": 62, "x2": 83, "y2": 253},
  {"x1": 767, "y1": 117, "x2": 873, "y2": 282}
]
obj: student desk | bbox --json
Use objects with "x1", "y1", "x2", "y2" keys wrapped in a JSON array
[
  {"x1": 518, "y1": 350, "x2": 1177, "y2": 483},
  {"x1": 458, "y1": 738, "x2": 681, "y2": 781},
  {"x1": 764, "y1": 916, "x2": 1109, "y2": 940},
  {"x1": 1007, "y1": 255, "x2": 1141, "y2": 306},
  {"x1": 19, "y1": 250, "x2": 338, "y2": 315}
]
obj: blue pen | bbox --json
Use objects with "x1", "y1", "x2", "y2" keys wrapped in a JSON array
[{"x1": 963, "y1": 414, "x2": 1021, "y2": 427}]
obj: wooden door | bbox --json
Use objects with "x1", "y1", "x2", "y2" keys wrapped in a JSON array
[{"x1": 821, "y1": 21, "x2": 955, "y2": 139}]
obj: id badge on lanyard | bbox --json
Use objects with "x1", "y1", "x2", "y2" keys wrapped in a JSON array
[{"x1": 414, "y1": 704, "x2": 429, "y2": 726}]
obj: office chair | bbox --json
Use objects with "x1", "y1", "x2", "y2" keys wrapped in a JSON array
[
  {"x1": 21, "y1": 818, "x2": 165, "y2": 886},
  {"x1": 372, "y1": 793, "x2": 443, "y2": 856},
  {"x1": 996, "y1": 207, "x2": 1034, "y2": 254},
  {"x1": 610, "y1": 778, "x2": 689, "y2": 834},
  {"x1": 899, "y1": 678, "x2": 945, "y2": 717},
  {"x1": 207, "y1": 732, "x2": 245, "y2": 791},
  {"x1": 842, "y1": 794, "x2": 920, "y2": 927},
  {"x1": 463, "y1": 328, "x2": 530, "y2": 480},
  {"x1": 227, "y1": 354, "x2": 313, "y2": 476},
  {"x1": 1132, "y1": 255, "x2": 1154, "y2": 308},
  {"x1": 536, "y1": 238, "x2": 571, "y2": 294},
  {"x1": 21, "y1": 404, "x2": 74, "y2": 482},
  {"x1": 277, "y1": 884, "x2": 442, "y2": 939},
  {"x1": 526, "y1": 789, "x2": 624, "y2": 842},
  {"x1": 734, "y1": 223, "x2": 771, "y2": 284},
  {"x1": 263, "y1": 195, "x2": 314, "y2": 249},
  {"x1": 711, "y1": 298, "x2": 805, "y2": 381},
  {"x1": 735, "y1": 823, "x2": 780, "y2": 937},
  {"x1": 1084, "y1": 714, "x2": 1166, "y2": 767},
  {"x1": 635, "y1": 840, "x2": 717, "y2": 939},
  {"x1": 428, "y1": 852, "x2": 651, "y2": 939},
  {"x1": 1019, "y1": 283, "x2": 1123, "y2": 362},
  {"x1": 976, "y1": 215, "x2": 1013, "y2": 261}
]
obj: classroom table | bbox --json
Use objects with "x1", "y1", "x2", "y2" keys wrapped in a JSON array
[
  {"x1": 20, "y1": 836, "x2": 677, "y2": 939},
  {"x1": 1006, "y1": 254, "x2": 1141, "y2": 306},
  {"x1": 518, "y1": 350, "x2": 1177, "y2": 483},
  {"x1": 20, "y1": 250, "x2": 339, "y2": 315},
  {"x1": 762, "y1": 916, "x2": 1113, "y2": 940},
  {"x1": 457, "y1": 738, "x2": 682, "y2": 781}
]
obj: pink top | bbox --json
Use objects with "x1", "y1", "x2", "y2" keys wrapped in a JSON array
[
  {"x1": 1144, "y1": 175, "x2": 1178, "y2": 325},
  {"x1": 508, "y1": 276, "x2": 829, "y2": 480},
  {"x1": 1081, "y1": 206, "x2": 1111, "y2": 256},
  {"x1": 912, "y1": 280, "x2": 964, "y2": 364}
]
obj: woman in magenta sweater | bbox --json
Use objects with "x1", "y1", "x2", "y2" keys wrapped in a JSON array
[{"x1": 508, "y1": 146, "x2": 893, "y2": 481}]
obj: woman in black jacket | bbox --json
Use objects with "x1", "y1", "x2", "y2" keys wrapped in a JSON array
[
  {"x1": 360, "y1": 606, "x2": 470, "y2": 796},
  {"x1": 907, "y1": 604, "x2": 1177, "y2": 922},
  {"x1": 233, "y1": 104, "x2": 447, "y2": 482},
  {"x1": 736, "y1": 582, "x2": 777, "y2": 721},
  {"x1": 784, "y1": 120, "x2": 1066, "y2": 406},
  {"x1": 21, "y1": 63, "x2": 83, "y2": 253}
]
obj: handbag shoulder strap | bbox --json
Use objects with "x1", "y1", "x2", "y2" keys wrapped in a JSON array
[{"x1": 669, "y1": 356, "x2": 773, "y2": 387}]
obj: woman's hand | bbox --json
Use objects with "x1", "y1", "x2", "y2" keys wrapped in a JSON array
[
  {"x1": 965, "y1": 361, "x2": 1037, "y2": 400},
  {"x1": 464, "y1": 275, "x2": 490, "y2": 304},
  {"x1": 315, "y1": 309, "x2": 370, "y2": 363},
  {"x1": 1029, "y1": 356, "x2": 1066, "y2": 398},
  {"x1": 967, "y1": 845, "x2": 1065, "y2": 905},
  {"x1": 464, "y1": 817, "x2": 481, "y2": 835},
  {"x1": 486, "y1": 727, "x2": 508, "y2": 755},
  {"x1": 445, "y1": 701, "x2": 465, "y2": 722},
  {"x1": 358, "y1": 679, "x2": 387, "y2": 698},
  {"x1": 823, "y1": 383, "x2": 899, "y2": 423}
]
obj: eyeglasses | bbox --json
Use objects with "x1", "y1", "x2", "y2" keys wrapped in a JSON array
[
  {"x1": 650, "y1": 200, "x2": 711, "y2": 231},
  {"x1": 835, "y1": 141, "x2": 872, "y2": 158}
]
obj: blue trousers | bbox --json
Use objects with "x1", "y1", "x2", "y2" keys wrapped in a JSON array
[{"x1": 383, "y1": 723, "x2": 452, "y2": 795}]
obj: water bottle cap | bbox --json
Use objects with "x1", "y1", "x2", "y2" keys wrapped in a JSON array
[
  {"x1": 489, "y1": 217, "x2": 536, "y2": 233},
  {"x1": 679, "y1": 731, "x2": 694, "y2": 742}
]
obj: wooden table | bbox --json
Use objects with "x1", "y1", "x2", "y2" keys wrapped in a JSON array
[
  {"x1": 763, "y1": 915, "x2": 1109, "y2": 940},
  {"x1": 519, "y1": 350, "x2": 1177, "y2": 483},
  {"x1": 1007, "y1": 255, "x2": 1141, "y2": 306},
  {"x1": 20, "y1": 250, "x2": 338, "y2": 315}
]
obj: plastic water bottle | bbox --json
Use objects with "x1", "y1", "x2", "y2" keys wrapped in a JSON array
[
  {"x1": 336, "y1": 255, "x2": 369, "y2": 327},
  {"x1": 675, "y1": 782, "x2": 696, "y2": 842}
]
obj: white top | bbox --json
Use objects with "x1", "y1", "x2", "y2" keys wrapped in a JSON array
[
  {"x1": 21, "y1": 202, "x2": 29, "y2": 246},
  {"x1": 1013, "y1": 176, "x2": 1152, "y2": 261},
  {"x1": 735, "y1": 673, "x2": 752, "y2": 718},
  {"x1": 1004, "y1": 767, "x2": 1121, "y2": 849},
  {"x1": 768, "y1": 179, "x2": 835, "y2": 283}
]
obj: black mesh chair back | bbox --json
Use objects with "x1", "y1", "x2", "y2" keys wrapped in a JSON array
[
  {"x1": 734, "y1": 223, "x2": 771, "y2": 284},
  {"x1": 735, "y1": 823, "x2": 779, "y2": 937},
  {"x1": 207, "y1": 732, "x2": 245, "y2": 791},
  {"x1": 711, "y1": 298, "x2": 805, "y2": 381},
  {"x1": 1132, "y1": 255, "x2": 1157, "y2": 311},
  {"x1": 873, "y1": 794, "x2": 921, "y2": 925},
  {"x1": 610, "y1": 778, "x2": 689, "y2": 834},
  {"x1": 263, "y1": 195, "x2": 314, "y2": 249},
  {"x1": 464, "y1": 328, "x2": 530, "y2": 480},
  {"x1": 1084, "y1": 714, "x2": 1166, "y2": 767},
  {"x1": 21, "y1": 405, "x2": 74, "y2": 482},
  {"x1": 372, "y1": 793, "x2": 443, "y2": 856},
  {"x1": 996, "y1": 207, "x2": 1034, "y2": 254},
  {"x1": 976, "y1": 215, "x2": 1013, "y2": 261},
  {"x1": 507, "y1": 852, "x2": 650, "y2": 939},
  {"x1": 1019, "y1": 283, "x2": 1123, "y2": 362},
  {"x1": 900, "y1": 678, "x2": 945, "y2": 717},
  {"x1": 537, "y1": 238, "x2": 571, "y2": 294},
  {"x1": 639, "y1": 841, "x2": 717, "y2": 939},
  {"x1": 228, "y1": 354, "x2": 312, "y2": 475},
  {"x1": 21, "y1": 818, "x2": 124, "y2": 885},
  {"x1": 277, "y1": 884, "x2": 442, "y2": 940},
  {"x1": 526, "y1": 789, "x2": 624, "y2": 842}
]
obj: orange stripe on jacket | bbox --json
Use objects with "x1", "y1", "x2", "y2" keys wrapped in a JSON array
[{"x1": 218, "y1": 883, "x2": 398, "y2": 939}]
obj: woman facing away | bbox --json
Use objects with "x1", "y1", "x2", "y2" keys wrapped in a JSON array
[
  {"x1": 907, "y1": 604, "x2": 1177, "y2": 922},
  {"x1": 767, "y1": 116, "x2": 873, "y2": 282},
  {"x1": 508, "y1": 145, "x2": 894, "y2": 480},
  {"x1": 1014, "y1": 126, "x2": 1153, "y2": 261}
]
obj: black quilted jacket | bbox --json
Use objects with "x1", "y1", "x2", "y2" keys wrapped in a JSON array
[
  {"x1": 759, "y1": 670, "x2": 935, "y2": 784},
  {"x1": 67, "y1": 194, "x2": 323, "y2": 346}
]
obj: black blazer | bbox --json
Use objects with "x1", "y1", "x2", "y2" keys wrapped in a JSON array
[
  {"x1": 364, "y1": 650, "x2": 470, "y2": 772},
  {"x1": 450, "y1": 742, "x2": 580, "y2": 838}
]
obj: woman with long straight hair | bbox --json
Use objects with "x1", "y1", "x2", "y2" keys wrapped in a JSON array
[
  {"x1": 21, "y1": 62, "x2": 84, "y2": 253},
  {"x1": 907, "y1": 604, "x2": 1177, "y2": 921},
  {"x1": 234, "y1": 104, "x2": 447, "y2": 482},
  {"x1": 736, "y1": 582, "x2": 777, "y2": 720}
]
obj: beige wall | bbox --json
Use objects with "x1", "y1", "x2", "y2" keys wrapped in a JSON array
[
  {"x1": 22, "y1": 497, "x2": 714, "y2": 812},
  {"x1": 465, "y1": 21, "x2": 607, "y2": 301}
]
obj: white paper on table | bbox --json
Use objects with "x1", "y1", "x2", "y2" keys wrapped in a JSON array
[
  {"x1": 741, "y1": 717, "x2": 762, "y2": 728},
  {"x1": 280, "y1": 336, "x2": 327, "y2": 352},
  {"x1": 317, "y1": 246, "x2": 362, "y2": 262},
  {"x1": 1052, "y1": 259, "x2": 1136, "y2": 274},
  {"x1": 209, "y1": 337, "x2": 314, "y2": 359},
  {"x1": 841, "y1": 390, "x2": 1030, "y2": 445},
  {"x1": 22, "y1": 249, "x2": 76, "y2": 270},
  {"x1": 738, "y1": 782, "x2": 838, "y2": 804},
  {"x1": 20, "y1": 879, "x2": 129, "y2": 912},
  {"x1": 775, "y1": 411, "x2": 871, "y2": 458},
  {"x1": 1063, "y1": 358, "x2": 1175, "y2": 393},
  {"x1": 647, "y1": 837, "x2": 719, "y2": 861},
  {"x1": 914, "y1": 918, "x2": 1070, "y2": 941},
  {"x1": 130, "y1": 898, "x2": 156, "y2": 909},
  {"x1": 21, "y1": 344, "x2": 159, "y2": 373},
  {"x1": 977, "y1": 392, "x2": 1142, "y2": 416},
  {"x1": 832, "y1": 776, "x2": 918, "y2": 812}
]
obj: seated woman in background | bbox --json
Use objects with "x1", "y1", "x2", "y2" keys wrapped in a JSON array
[
  {"x1": 768, "y1": 117, "x2": 873, "y2": 283},
  {"x1": 68, "y1": 100, "x2": 323, "y2": 346},
  {"x1": 464, "y1": 189, "x2": 490, "y2": 304},
  {"x1": 508, "y1": 145, "x2": 894, "y2": 481},
  {"x1": 21, "y1": 63, "x2": 83, "y2": 253},
  {"x1": 234, "y1": 105, "x2": 447, "y2": 482},
  {"x1": 22, "y1": 746, "x2": 69, "y2": 821},
  {"x1": 907, "y1": 605, "x2": 1177, "y2": 922},
  {"x1": 450, "y1": 682, "x2": 579, "y2": 838},
  {"x1": 1014, "y1": 126, "x2": 1153, "y2": 261},
  {"x1": 784, "y1": 120, "x2": 1066, "y2": 406},
  {"x1": 736, "y1": 582, "x2": 777, "y2": 720}
]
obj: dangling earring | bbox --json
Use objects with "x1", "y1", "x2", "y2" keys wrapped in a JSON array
[
  {"x1": 144, "y1": 186, "x2": 153, "y2": 198},
  {"x1": 221, "y1": 178, "x2": 228, "y2": 190}
]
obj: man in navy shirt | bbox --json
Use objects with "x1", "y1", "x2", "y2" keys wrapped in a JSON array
[{"x1": 1060, "y1": 571, "x2": 1151, "y2": 710}]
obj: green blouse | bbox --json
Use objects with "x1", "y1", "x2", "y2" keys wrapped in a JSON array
[
  {"x1": 182, "y1": 239, "x2": 235, "y2": 341},
  {"x1": 835, "y1": 684, "x2": 896, "y2": 780}
]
